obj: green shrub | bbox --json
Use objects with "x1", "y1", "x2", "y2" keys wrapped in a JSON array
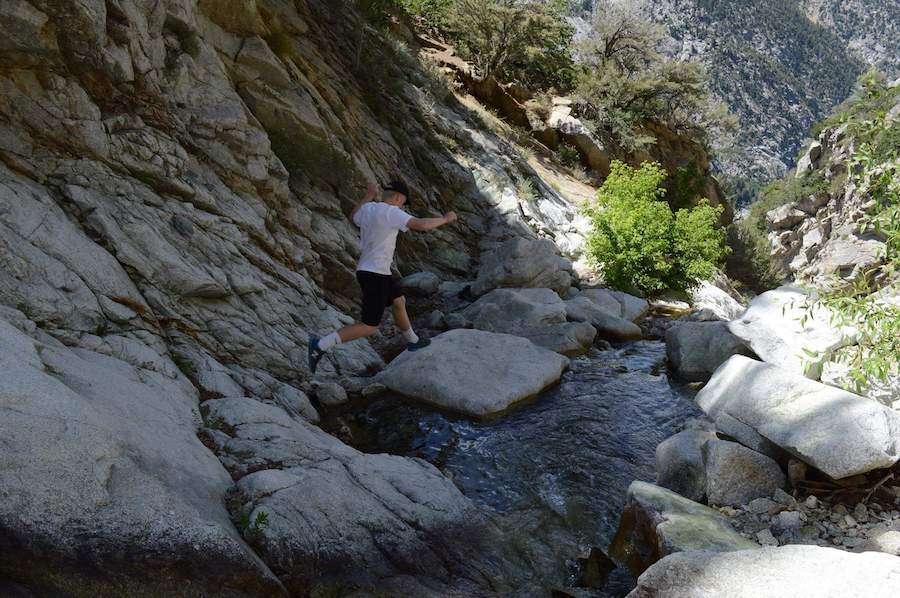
[
  {"x1": 582, "y1": 161, "x2": 729, "y2": 295},
  {"x1": 556, "y1": 143, "x2": 581, "y2": 167}
]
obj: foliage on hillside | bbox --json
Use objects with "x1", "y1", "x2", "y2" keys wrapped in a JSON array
[{"x1": 582, "y1": 161, "x2": 728, "y2": 295}]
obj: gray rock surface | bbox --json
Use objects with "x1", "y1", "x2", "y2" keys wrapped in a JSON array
[
  {"x1": 399, "y1": 271, "x2": 441, "y2": 296},
  {"x1": 377, "y1": 329, "x2": 569, "y2": 417},
  {"x1": 697, "y1": 355, "x2": 900, "y2": 479},
  {"x1": 656, "y1": 429, "x2": 718, "y2": 502},
  {"x1": 0, "y1": 312, "x2": 283, "y2": 595},
  {"x1": 703, "y1": 440, "x2": 787, "y2": 506},
  {"x1": 727, "y1": 286, "x2": 856, "y2": 379},
  {"x1": 471, "y1": 238, "x2": 573, "y2": 297},
  {"x1": 627, "y1": 545, "x2": 900, "y2": 598},
  {"x1": 688, "y1": 279, "x2": 746, "y2": 321},
  {"x1": 666, "y1": 321, "x2": 752, "y2": 382},
  {"x1": 461, "y1": 287, "x2": 596, "y2": 355},
  {"x1": 565, "y1": 296, "x2": 643, "y2": 341},
  {"x1": 859, "y1": 531, "x2": 900, "y2": 556},
  {"x1": 579, "y1": 288, "x2": 650, "y2": 322},
  {"x1": 202, "y1": 396, "x2": 502, "y2": 594},
  {"x1": 609, "y1": 481, "x2": 757, "y2": 576}
]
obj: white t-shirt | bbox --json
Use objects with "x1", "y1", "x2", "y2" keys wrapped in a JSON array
[{"x1": 352, "y1": 202, "x2": 413, "y2": 275}]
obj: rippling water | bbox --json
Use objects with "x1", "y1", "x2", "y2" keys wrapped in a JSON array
[{"x1": 326, "y1": 340, "x2": 702, "y2": 594}]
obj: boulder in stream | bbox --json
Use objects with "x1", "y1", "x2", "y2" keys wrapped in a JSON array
[
  {"x1": 627, "y1": 545, "x2": 900, "y2": 598},
  {"x1": 565, "y1": 296, "x2": 642, "y2": 341},
  {"x1": 697, "y1": 355, "x2": 900, "y2": 479},
  {"x1": 609, "y1": 481, "x2": 757, "y2": 576},
  {"x1": 377, "y1": 329, "x2": 569, "y2": 417},
  {"x1": 665, "y1": 321, "x2": 753, "y2": 382},
  {"x1": 461, "y1": 288, "x2": 596, "y2": 355},
  {"x1": 656, "y1": 429, "x2": 718, "y2": 502},
  {"x1": 727, "y1": 286, "x2": 856, "y2": 379},
  {"x1": 703, "y1": 440, "x2": 787, "y2": 506}
]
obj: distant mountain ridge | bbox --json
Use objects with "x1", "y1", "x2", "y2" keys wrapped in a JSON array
[{"x1": 573, "y1": 0, "x2": 898, "y2": 188}]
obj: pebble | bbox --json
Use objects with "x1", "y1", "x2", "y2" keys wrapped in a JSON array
[
  {"x1": 756, "y1": 528, "x2": 779, "y2": 546},
  {"x1": 804, "y1": 495, "x2": 819, "y2": 509},
  {"x1": 773, "y1": 488, "x2": 796, "y2": 506},
  {"x1": 853, "y1": 503, "x2": 869, "y2": 523},
  {"x1": 747, "y1": 497, "x2": 778, "y2": 514},
  {"x1": 773, "y1": 510, "x2": 803, "y2": 530},
  {"x1": 844, "y1": 514, "x2": 858, "y2": 528}
]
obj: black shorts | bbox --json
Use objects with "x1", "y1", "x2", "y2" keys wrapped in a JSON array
[{"x1": 357, "y1": 270, "x2": 404, "y2": 326}]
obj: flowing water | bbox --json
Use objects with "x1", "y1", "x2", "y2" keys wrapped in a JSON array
[{"x1": 325, "y1": 340, "x2": 703, "y2": 595}]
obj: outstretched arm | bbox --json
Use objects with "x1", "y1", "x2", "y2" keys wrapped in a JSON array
[
  {"x1": 351, "y1": 183, "x2": 379, "y2": 222},
  {"x1": 408, "y1": 211, "x2": 457, "y2": 231}
]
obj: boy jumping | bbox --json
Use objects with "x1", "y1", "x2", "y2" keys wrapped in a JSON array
[{"x1": 307, "y1": 180, "x2": 457, "y2": 374}]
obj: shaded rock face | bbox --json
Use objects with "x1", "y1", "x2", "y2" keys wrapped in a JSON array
[
  {"x1": 702, "y1": 440, "x2": 787, "y2": 507},
  {"x1": 655, "y1": 429, "x2": 718, "y2": 502},
  {"x1": 697, "y1": 355, "x2": 900, "y2": 479},
  {"x1": 376, "y1": 329, "x2": 569, "y2": 417},
  {"x1": 471, "y1": 238, "x2": 573, "y2": 297},
  {"x1": 609, "y1": 481, "x2": 757, "y2": 577},
  {"x1": 202, "y1": 397, "x2": 504, "y2": 595},
  {"x1": 665, "y1": 320, "x2": 752, "y2": 382},
  {"x1": 628, "y1": 545, "x2": 900, "y2": 598},
  {"x1": 0, "y1": 0, "x2": 592, "y2": 593}
]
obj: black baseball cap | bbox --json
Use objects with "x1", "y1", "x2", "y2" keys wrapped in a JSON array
[{"x1": 383, "y1": 180, "x2": 410, "y2": 198}]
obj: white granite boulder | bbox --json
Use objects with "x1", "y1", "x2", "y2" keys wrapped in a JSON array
[
  {"x1": 697, "y1": 355, "x2": 900, "y2": 479},
  {"x1": 471, "y1": 238, "x2": 573, "y2": 297}
]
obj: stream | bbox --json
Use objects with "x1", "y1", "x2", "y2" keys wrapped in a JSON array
[{"x1": 324, "y1": 339, "x2": 703, "y2": 595}]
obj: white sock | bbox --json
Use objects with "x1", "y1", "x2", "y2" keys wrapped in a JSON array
[
  {"x1": 318, "y1": 331, "x2": 342, "y2": 352},
  {"x1": 401, "y1": 328, "x2": 419, "y2": 344}
]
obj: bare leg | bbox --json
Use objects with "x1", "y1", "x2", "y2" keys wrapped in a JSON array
[
  {"x1": 338, "y1": 322, "x2": 378, "y2": 343},
  {"x1": 391, "y1": 295, "x2": 412, "y2": 332}
]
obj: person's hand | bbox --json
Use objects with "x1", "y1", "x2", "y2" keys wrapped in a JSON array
[
  {"x1": 365, "y1": 182, "x2": 379, "y2": 200},
  {"x1": 443, "y1": 211, "x2": 458, "y2": 224}
]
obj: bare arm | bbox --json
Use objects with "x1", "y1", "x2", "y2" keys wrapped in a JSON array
[
  {"x1": 408, "y1": 211, "x2": 457, "y2": 232},
  {"x1": 350, "y1": 183, "x2": 379, "y2": 222}
]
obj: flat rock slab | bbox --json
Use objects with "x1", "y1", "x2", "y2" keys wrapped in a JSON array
[
  {"x1": 727, "y1": 286, "x2": 855, "y2": 379},
  {"x1": 609, "y1": 481, "x2": 757, "y2": 576},
  {"x1": 697, "y1": 355, "x2": 900, "y2": 479},
  {"x1": 377, "y1": 329, "x2": 569, "y2": 417},
  {"x1": 628, "y1": 545, "x2": 900, "y2": 598}
]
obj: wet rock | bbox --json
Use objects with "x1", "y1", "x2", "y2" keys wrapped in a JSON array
[
  {"x1": 628, "y1": 546, "x2": 900, "y2": 598},
  {"x1": 665, "y1": 321, "x2": 752, "y2": 382},
  {"x1": 697, "y1": 355, "x2": 900, "y2": 479},
  {"x1": 656, "y1": 429, "x2": 718, "y2": 502},
  {"x1": 203, "y1": 397, "x2": 498, "y2": 594},
  {"x1": 471, "y1": 238, "x2": 573, "y2": 297},
  {"x1": 727, "y1": 286, "x2": 856, "y2": 379},
  {"x1": 461, "y1": 288, "x2": 596, "y2": 355},
  {"x1": 609, "y1": 481, "x2": 757, "y2": 576},
  {"x1": 565, "y1": 296, "x2": 643, "y2": 341},
  {"x1": 310, "y1": 380, "x2": 349, "y2": 407},
  {"x1": 577, "y1": 547, "x2": 617, "y2": 589},
  {"x1": 399, "y1": 271, "x2": 441, "y2": 296},
  {"x1": 377, "y1": 329, "x2": 568, "y2": 417},
  {"x1": 703, "y1": 440, "x2": 786, "y2": 506}
]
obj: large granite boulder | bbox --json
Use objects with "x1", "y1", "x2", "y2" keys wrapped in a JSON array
[
  {"x1": 0, "y1": 312, "x2": 283, "y2": 595},
  {"x1": 727, "y1": 286, "x2": 856, "y2": 379},
  {"x1": 628, "y1": 545, "x2": 900, "y2": 598},
  {"x1": 377, "y1": 329, "x2": 569, "y2": 417},
  {"x1": 609, "y1": 481, "x2": 757, "y2": 576},
  {"x1": 656, "y1": 429, "x2": 718, "y2": 502},
  {"x1": 665, "y1": 321, "x2": 753, "y2": 382},
  {"x1": 703, "y1": 440, "x2": 786, "y2": 506},
  {"x1": 202, "y1": 397, "x2": 502, "y2": 594},
  {"x1": 578, "y1": 288, "x2": 650, "y2": 322},
  {"x1": 697, "y1": 355, "x2": 900, "y2": 479},
  {"x1": 471, "y1": 238, "x2": 573, "y2": 297},
  {"x1": 461, "y1": 288, "x2": 596, "y2": 355},
  {"x1": 565, "y1": 296, "x2": 643, "y2": 341},
  {"x1": 689, "y1": 280, "x2": 746, "y2": 321}
]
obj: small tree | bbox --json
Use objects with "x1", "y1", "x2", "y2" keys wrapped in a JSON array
[
  {"x1": 574, "y1": 6, "x2": 734, "y2": 150},
  {"x1": 583, "y1": 161, "x2": 729, "y2": 295},
  {"x1": 446, "y1": 0, "x2": 575, "y2": 91}
]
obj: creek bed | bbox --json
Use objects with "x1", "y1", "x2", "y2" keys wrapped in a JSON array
[{"x1": 323, "y1": 340, "x2": 702, "y2": 595}]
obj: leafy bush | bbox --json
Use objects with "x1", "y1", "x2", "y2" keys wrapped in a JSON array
[
  {"x1": 582, "y1": 161, "x2": 729, "y2": 295},
  {"x1": 445, "y1": 0, "x2": 575, "y2": 91}
]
